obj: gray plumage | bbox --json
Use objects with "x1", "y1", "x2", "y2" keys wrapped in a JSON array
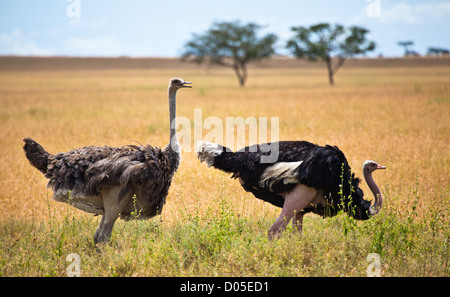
[{"x1": 23, "y1": 140, "x2": 178, "y2": 218}]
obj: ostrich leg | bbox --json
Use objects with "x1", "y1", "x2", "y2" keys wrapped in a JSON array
[
  {"x1": 94, "y1": 186, "x2": 122, "y2": 243},
  {"x1": 292, "y1": 211, "x2": 304, "y2": 233},
  {"x1": 268, "y1": 184, "x2": 318, "y2": 240},
  {"x1": 94, "y1": 215, "x2": 105, "y2": 243},
  {"x1": 96, "y1": 211, "x2": 119, "y2": 243}
]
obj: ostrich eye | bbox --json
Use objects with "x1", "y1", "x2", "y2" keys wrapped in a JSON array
[{"x1": 172, "y1": 79, "x2": 181, "y2": 84}]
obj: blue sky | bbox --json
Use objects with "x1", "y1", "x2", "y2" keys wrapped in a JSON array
[{"x1": 1, "y1": 0, "x2": 449, "y2": 57}]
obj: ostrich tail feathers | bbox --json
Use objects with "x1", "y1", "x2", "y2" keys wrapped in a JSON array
[
  {"x1": 196, "y1": 141, "x2": 227, "y2": 167},
  {"x1": 23, "y1": 138, "x2": 50, "y2": 175},
  {"x1": 196, "y1": 141, "x2": 241, "y2": 175}
]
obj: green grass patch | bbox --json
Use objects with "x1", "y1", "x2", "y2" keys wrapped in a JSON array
[{"x1": 0, "y1": 189, "x2": 448, "y2": 277}]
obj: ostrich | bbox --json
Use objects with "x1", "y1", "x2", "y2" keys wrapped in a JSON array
[
  {"x1": 197, "y1": 141, "x2": 385, "y2": 239},
  {"x1": 23, "y1": 77, "x2": 192, "y2": 243}
]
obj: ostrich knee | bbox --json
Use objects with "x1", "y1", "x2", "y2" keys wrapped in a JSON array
[
  {"x1": 95, "y1": 186, "x2": 123, "y2": 243},
  {"x1": 268, "y1": 184, "x2": 318, "y2": 240}
]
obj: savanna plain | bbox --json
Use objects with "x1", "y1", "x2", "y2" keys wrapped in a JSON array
[{"x1": 0, "y1": 58, "x2": 448, "y2": 276}]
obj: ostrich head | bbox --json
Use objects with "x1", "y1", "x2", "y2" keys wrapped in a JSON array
[
  {"x1": 363, "y1": 160, "x2": 386, "y2": 172},
  {"x1": 169, "y1": 77, "x2": 192, "y2": 90}
]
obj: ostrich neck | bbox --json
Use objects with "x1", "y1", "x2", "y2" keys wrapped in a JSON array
[
  {"x1": 168, "y1": 88, "x2": 180, "y2": 154},
  {"x1": 364, "y1": 169, "x2": 382, "y2": 208}
]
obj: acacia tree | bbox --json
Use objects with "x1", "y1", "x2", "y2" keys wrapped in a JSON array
[
  {"x1": 398, "y1": 41, "x2": 415, "y2": 56},
  {"x1": 181, "y1": 21, "x2": 277, "y2": 87},
  {"x1": 427, "y1": 47, "x2": 450, "y2": 56},
  {"x1": 286, "y1": 23, "x2": 376, "y2": 85}
]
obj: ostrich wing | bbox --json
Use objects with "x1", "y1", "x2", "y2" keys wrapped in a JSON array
[
  {"x1": 85, "y1": 145, "x2": 162, "y2": 195},
  {"x1": 222, "y1": 141, "x2": 316, "y2": 208},
  {"x1": 46, "y1": 145, "x2": 123, "y2": 196},
  {"x1": 85, "y1": 145, "x2": 177, "y2": 218}
]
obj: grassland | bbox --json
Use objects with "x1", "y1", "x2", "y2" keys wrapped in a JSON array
[{"x1": 0, "y1": 58, "x2": 448, "y2": 276}]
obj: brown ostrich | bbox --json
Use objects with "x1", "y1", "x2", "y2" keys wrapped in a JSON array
[{"x1": 23, "y1": 78, "x2": 191, "y2": 243}]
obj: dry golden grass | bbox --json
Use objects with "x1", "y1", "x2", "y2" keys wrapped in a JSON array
[
  {"x1": 0, "y1": 63, "x2": 448, "y2": 276},
  {"x1": 1, "y1": 66, "x2": 448, "y2": 223}
]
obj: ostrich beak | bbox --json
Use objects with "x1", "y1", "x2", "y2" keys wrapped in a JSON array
[
  {"x1": 181, "y1": 81, "x2": 192, "y2": 88},
  {"x1": 376, "y1": 164, "x2": 386, "y2": 170}
]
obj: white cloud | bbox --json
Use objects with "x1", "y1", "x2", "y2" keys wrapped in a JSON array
[
  {"x1": 351, "y1": 1, "x2": 450, "y2": 26},
  {"x1": 378, "y1": 1, "x2": 450, "y2": 25},
  {"x1": 348, "y1": 1, "x2": 450, "y2": 57},
  {"x1": 0, "y1": 30, "x2": 54, "y2": 56},
  {"x1": 64, "y1": 35, "x2": 123, "y2": 56},
  {"x1": 68, "y1": 18, "x2": 108, "y2": 29},
  {"x1": 383, "y1": 3, "x2": 419, "y2": 24}
]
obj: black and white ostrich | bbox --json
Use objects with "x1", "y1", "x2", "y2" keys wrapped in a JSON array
[
  {"x1": 197, "y1": 140, "x2": 385, "y2": 239},
  {"x1": 23, "y1": 77, "x2": 192, "y2": 243}
]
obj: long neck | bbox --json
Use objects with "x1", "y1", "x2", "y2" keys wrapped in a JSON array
[
  {"x1": 364, "y1": 168, "x2": 383, "y2": 214},
  {"x1": 168, "y1": 87, "x2": 180, "y2": 154}
]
